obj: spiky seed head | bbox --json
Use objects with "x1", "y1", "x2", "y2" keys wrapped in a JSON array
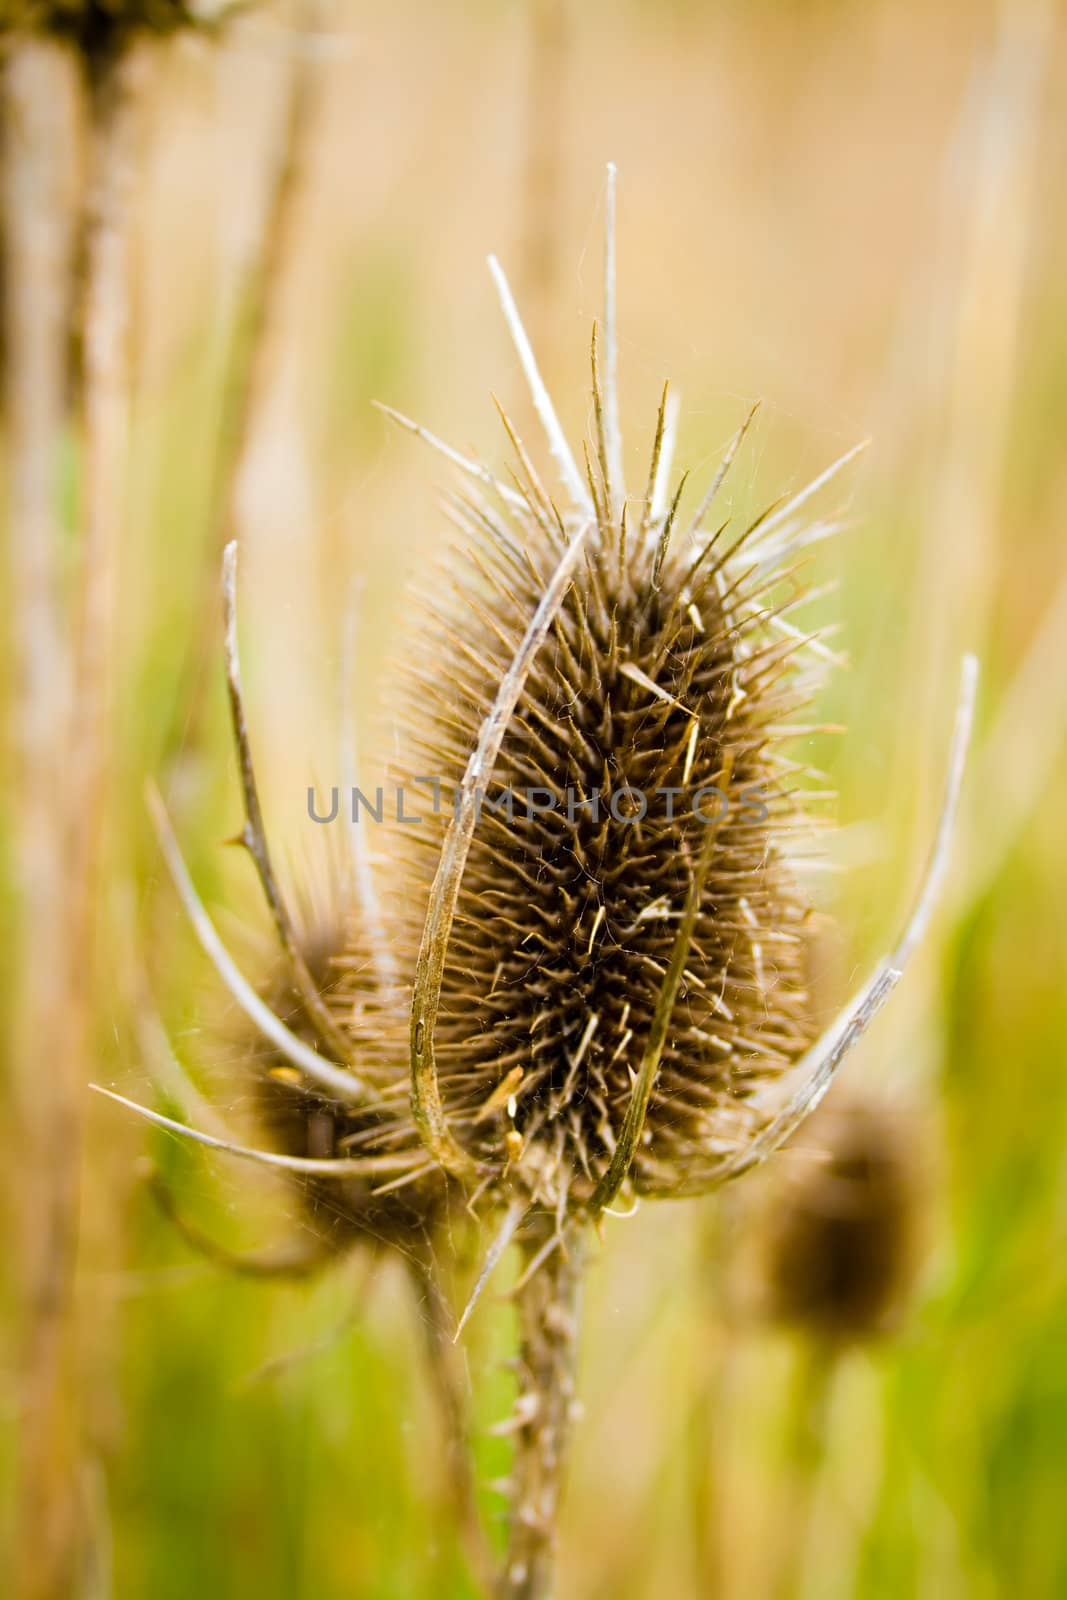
[
  {"x1": 380, "y1": 372, "x2": 837, "y2": 1219},
  {"x1": 759, "y1": 1094, "x2": 921, "y2": 1343},
  {"x1": 247, "y1": 899, "x2": 451, "y2": 1255},
  {"x1": 1, "y1": 0, "x2": 241, "y2": 69}
]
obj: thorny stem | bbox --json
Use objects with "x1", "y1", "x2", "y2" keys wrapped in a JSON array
[
  {"x1": 12, "y1": 41, "x2": 146, "y2": 1599},
  {"x1": 4, "y1": 39, "x2": 79, "y2": 1600},
  {"x1": 409, "y1": 1253, "x2": 497, "y2": 1598},
  {"x1": 500, "y1": 1226, "x2": 585, "y2": 1600}
]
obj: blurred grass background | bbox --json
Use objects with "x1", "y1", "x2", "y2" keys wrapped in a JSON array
[{"x1": 2, "y1": 0, "x2": 1067, "y2": 1595}]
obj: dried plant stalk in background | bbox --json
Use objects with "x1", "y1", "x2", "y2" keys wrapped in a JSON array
[
  {"x1": 2, "y1": 38, "x2": 80, "y2": 1600},
  {"x1": 163, "y1": 0, "x2": 327, "y2": 770},
  {"x1": 2, "y1": 7, "x2": 241, "y2": 1594}
]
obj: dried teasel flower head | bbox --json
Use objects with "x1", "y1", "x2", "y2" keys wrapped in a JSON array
[
  {"x1": 758, "y1": 1093, "x2": 924, "y2": 1344},
  {"x1": 0, "y1": 0, "x2": 242, "y2": 75},
  {"x1": 244, "y1": 902, "x2": 445, "y2": 1255},
  {"x1": 93, "y1": 173, "x2": 975, "y2": 1279},
  {"x1": 119, "y1": 545, "x2": 458, "y2": 1269},
  {"x1": 375, "y1": 169, "x2": 976, "y2": 1239}
]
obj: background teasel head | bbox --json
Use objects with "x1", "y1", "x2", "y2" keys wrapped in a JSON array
[
  {"x1": 127, "y1": 542, "x2": 461, "y2": 1271},
  {"x1": 245, "y1": 893, "x2": 456, "y2": 1258},
  {"x1": 758, "y1": 1092, "x2": 924, "y2": 1344},
  {"x1": 0, "y1": 0, "x2": 239, "y2": 50}
]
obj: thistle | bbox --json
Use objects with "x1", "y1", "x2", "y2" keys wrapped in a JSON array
[{"x1": 94, "y1": 168, "x2": 976, "y2": 1600}]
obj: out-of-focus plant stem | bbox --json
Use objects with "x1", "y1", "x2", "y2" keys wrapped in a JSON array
[
  {"x1": 771, "y1": 1342, "x2": 835, "y2": 1600},
  {"x1": 4, "y1": 38, "x2": 146, "y2": 1596},
  {"x1": 161, "y1": 2, "x2": 326, "y2": 777},
  {"x1": 409, "y1": 1250, "x2": 496, "y2": 1597},
  {"x1": 3, "y1": 38, "x2": 78, "y2": 1600}
]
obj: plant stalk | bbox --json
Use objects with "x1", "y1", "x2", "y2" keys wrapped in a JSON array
[
  {"x1": 2, "y1": 37, "x2": 78, "y2": 1600},
  {"x1": 500, "y1": 1226, "x2": 585, "y2": 1600}
]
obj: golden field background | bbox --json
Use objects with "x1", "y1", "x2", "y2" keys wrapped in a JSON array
[{"x1": 2, "y1": 0, "x2": 1067, "y2": 1595}]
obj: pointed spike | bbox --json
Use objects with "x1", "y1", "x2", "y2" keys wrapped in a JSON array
[
  {"x1": 651, "y1": 470, "x2": 689, "y2": 590},
  {"x1": 684, "y1": 400, "x2": 761, "y2": 542},
  {"x1": 454, "y1": 1201, "x2": 528, "y2": 1342},
  {"x1": 373, "y1": 400, "x2": 524, "y2": 507},
  {"x1": 651, "y1": 388, "x2": 682, "y2": 524},
  {"x1": 144, "y1": 782, "x2": 373, "y2": 1106},
  {"x1": 603, "y1": 162, "x2": 624, "y2": 519},
  {"x1": 750, "y1": 438, "x2": 869, "y2": 549},
  {"x1": 640, "y1": 382, "x2": 669, "y2": 545},
  {"x1": 486, "y1": 253, "x2": 593, "y2": 517},
  {"x1": 89, "y1": 1086, "x2": 419, "y2": 1178}
]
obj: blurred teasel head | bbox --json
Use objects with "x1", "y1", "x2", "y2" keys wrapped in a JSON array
[
  {"x1": 247, "y1": 885, "x2": 455, "y2": 1258},
  {"x1": 759, "y1": 1093, "x2": 924, "y2": 1344},
  {"x1": 0, "y1": 0, "x2": 241, "y2": 75}
]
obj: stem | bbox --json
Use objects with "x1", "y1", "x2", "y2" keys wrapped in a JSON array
[
  {"x1": 500, "y1": 1228, "x2": 585, "y2": 1600},
  {"x1": 3, "y1": 38, "x2": 79, "y2": 1600},
  {"x1": 409, "y1": 1253, "x2": 496, "y2": 1598},
  {"x1": 159, "y1": 4, "x2": 325, "y2": 770},
  {"x1": 5, "y1": 37, "x2": 145, "y2": 1599},
  {"x1": 771, "y1": 1344, "x2": 835, "y2": 1600}
]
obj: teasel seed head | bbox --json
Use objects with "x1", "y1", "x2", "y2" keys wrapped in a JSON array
[
  {"x1": 371, "y1": 173, "x2": 975, "y2": 1246},
  {"x1": 381, "y1": 289, "x2": 849, "y2": 1224},
  {"x1": 1, "y1": 0, "x2": 242, "y2": 76},
  {"x1": 759, "y1": 1093, "x2": 923, "y2": 1344},
  {"x1": 248, "y1": 897, "x2": 453, "y2": 1257}
]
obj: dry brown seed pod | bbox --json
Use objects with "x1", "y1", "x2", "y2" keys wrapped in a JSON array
[
  {"x1": 759, "y1": 1093, "x2": 923, "y2": 1344},
  {"x1": 0, "y1": 0, "x2": 239, "y2": 62},
  {"x1": 377, "y1": 171, "x2": 967, "y2": 1230},
  {"x1": 246, "y1": 900, "x2": 454, "y2": 1258}
]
